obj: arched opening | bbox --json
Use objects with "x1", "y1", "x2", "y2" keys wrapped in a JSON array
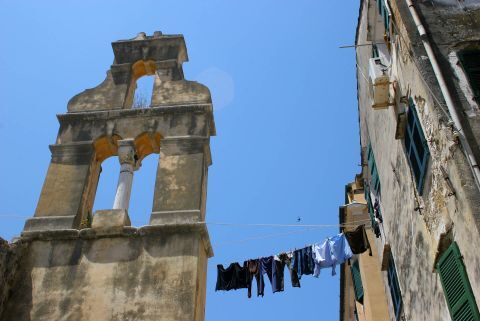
[
  {"x1": 133, "y1": 75, "x2": 155, "y2": 108},
  {"x1": 92, "y1": 156, "x2": 120, "y2": 214},
  {"x1": 129, "y1": 60, "x2": 157, "y2": 109},
  {"x1": 89, "y1": 133, "x2": 162, "y2": 227},
  {"x1": 128, "y1": 153, "x2": 158, "y2": 226}
]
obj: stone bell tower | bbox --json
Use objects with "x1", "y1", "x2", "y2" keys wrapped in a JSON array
[{"x1": 1, "y1": 32, "x2": 215, "y2": 321}]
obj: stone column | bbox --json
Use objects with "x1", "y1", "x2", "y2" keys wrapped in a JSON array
[{"x1": 113, "y1": 139, "x2": 136, "y2": 210}]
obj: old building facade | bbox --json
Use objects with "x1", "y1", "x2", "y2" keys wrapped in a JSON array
[
  {"x1": 0, "y1": 32, "x2": 215, "y2": 321},
  {"x1": 341, "y1": 0, "x2": 480, "y2": 320}
]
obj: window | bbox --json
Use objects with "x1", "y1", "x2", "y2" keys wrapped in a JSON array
[
  {"x1": 377, "y1": 0, "x2": 390, "y2": 36},
  {"x1": 387, "y1": 253, "x2": 403, "y2": 320},
  {"x1": 404, "y1": 98, "x2": 430, "y2": 194},
  {"x1": 365, "y1": 185, "x2": 375, "y2": 222},
  {"x1": 458, "y1": 50, "x2": 480, "y2": 103},
  {"x1": 367, "y1": 143, "x2": 381, "y2": 195},
  {"x1": 437, "y1": 242, "x2": 480, "y2": 321},
  {"x1": 351, "y1": 260, "x2": 364, "y2": 303},
  {"x1": 132, "y1": 75, "x2": 155, "y2": 108}
]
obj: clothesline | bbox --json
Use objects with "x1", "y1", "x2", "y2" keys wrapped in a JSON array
[
  {"x1": 215, "y1": 224, "x2": 372, "y2": 298},
  {"x1": 205, "y1": 219, "x2": 372, "y2": 228},
  {"x1": 0, "y1": 214, "x2": 371, "y2": 228}
]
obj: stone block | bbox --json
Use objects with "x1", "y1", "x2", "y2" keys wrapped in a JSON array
[
  {"x1": 150, "y1": 209, "x2": 200, "y2": 225},
  {"x1": 92, "y1": 209, "x2": 131, "y2": 229},
  {"x1": 23, "y1": 215, "x2": 76, "y2": 232}
]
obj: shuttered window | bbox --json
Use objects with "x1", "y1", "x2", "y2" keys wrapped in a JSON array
[
  {"x1": 372, "y1": 44, "x2": 379, "y2": 58},
  {"x1": 377, "y1": 0, "x2": 390, "y2": 33},
  {"x1": 367, "y1": 143, "x2": 381, "y2": 195},
  {"x1": 437, "y1": 242, "x2": 480, "y2": 321},
  {"x1": 351, "y1": 260, "x2": 364, "y2": 303},
  {"x1": 404, "y1": 98, "x2": 429, "y2": 195},
  {"x1": 458, "y1": 50, "x2": 480, "y2": 103},
  {"x1": 364, "y1": 186, "x2": 380, "y2": 237},
  {"x1": 387, "y1": 253, "x2": 402, "y2": 320}
]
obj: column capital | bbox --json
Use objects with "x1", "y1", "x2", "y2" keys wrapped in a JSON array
[{"x1": 117, "y1": 139, "x2": 136, "y2": 165}]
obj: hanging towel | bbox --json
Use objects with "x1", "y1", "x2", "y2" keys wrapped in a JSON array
[
  {"x1": 215, "y1": 262, "x2": 248, "y2": 291},
  {"x1": 345, "y1": 224, "x2": 372, "y2": 256}
]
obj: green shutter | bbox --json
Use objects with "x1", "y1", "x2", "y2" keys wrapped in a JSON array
[
  {"x1": 437, "y1": 242, "x2": 480, "y2": 321},
  {"x1": 367, "y1": 143, "x2": 381, "y2": 195},
  {"x1": 351, "y1": 261, "x2": 364, "y2": 303}
]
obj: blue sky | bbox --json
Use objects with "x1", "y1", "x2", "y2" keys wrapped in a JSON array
[{"x1": 0, "y1": 1, "x2": 360, "y2": 320}]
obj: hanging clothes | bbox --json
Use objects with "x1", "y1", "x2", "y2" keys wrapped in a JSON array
[
  {"x1": 374, "y1": 198, "x2": 383, "y2": 223},
  {"x1": 278, "y1": 252, "x2": 301, "y2": 287},
  {"x1": 345, "y1": 224, "x2": 372, "y2": 256},
  {"x1": 246, "y1": 259, "x2": 262, "y2": 298},
  {"x1": 259, "y1": 256, "x2": 285, "y2": 294},
  {"x1": 215, "y1": 262, "x2": 248, "y2": 291},
  {"x1": 291, "y1": 247, "x2": 315, "y2": 279},
  {"x1": 312, "y1": 233, "x2": 353, "y2": 276},
  {"x1": 272, "y1": 256, "x2": 286, "y2": 293},
  {"x1": 373, "y1": 220, "x2": 381, "y2": 238}
]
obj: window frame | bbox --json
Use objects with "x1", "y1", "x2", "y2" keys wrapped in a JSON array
[{"x1": 404, "y1": 98, "x2": 430, "y2": 195}]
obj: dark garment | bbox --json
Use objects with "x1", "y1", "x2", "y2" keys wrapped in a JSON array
[
  {"x1": 291, "y1": 246, "x2": 315, "y2": 279},
  {"x1": 374, "y1": 198, "x2": 383, "y2": 223},
  {"x1": 272, "y1": 258, "x2": 285, "y2": 293},
  {"x1": 278, "y1": 253, "x2": 300, "y2": 287},
  {"x1": 215, "y1": 262, "x2": 248, "y2": 291},
  {"x1": 373, "y1": 221, "x2": 381, "y2": 238},
  {"x1": 345, "y1": 224, "x2": 372, "y2": 256},
  {"x1": 246, "y1": 259, "x2": 262, "y2": 298},
  {"x1": 259, "y1": 256, "x2": 285, "y2": 294}
]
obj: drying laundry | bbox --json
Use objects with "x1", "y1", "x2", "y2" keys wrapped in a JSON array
[
  {"x1": 278, "y1": 252, "x2": 300, "y2": 287},
  {"x1": 215, "y1": 227, "x2": 367, "y2": 298},
  {"x1": 345, "y1": 224, "x2": 372, "y2": 256},
  {"x1": 246, "y1": 259, "x2": 261, "y2": 298},
  {"x1": 215, "y1": 262, "x2": 248, "y2": 291},
  {"x1": 312, "y1": 233, "x2": 353, "y2": 276},
  {"x1": 291, "y1": 246, "x2": 315, "y2": 279},
  {"x1": 258, "y1": 256, "x2": 285, "y2": 294}
]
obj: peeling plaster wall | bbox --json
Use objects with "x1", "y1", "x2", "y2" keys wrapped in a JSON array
[
  {"x1": 356, "y1": 0, "x2": 480, "y2": 320},
  {"x1": 0, "y1": 227, "x2": 211, "y2": 321},
  {"x1": 0, "y1": 238, "x2": 26, "y2": 318}
]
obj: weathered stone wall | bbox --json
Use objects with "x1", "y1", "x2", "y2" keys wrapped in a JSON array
[
  {"x1": 0, "y1": 238, "x2": 26, "y2": 319},
  {"x1": 356, "y1": 0, "x2": 480, "y2": 319},
  {"x1": 0, "y1": 225, "x2": 212, "y2": 321}
]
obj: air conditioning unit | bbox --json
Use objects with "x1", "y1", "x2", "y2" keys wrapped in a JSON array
[{"x1": 369, "y1": 57, "x2": 391, "y2": 109}]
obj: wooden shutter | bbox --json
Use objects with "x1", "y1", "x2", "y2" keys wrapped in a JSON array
[
  {"x1": 437, "y1": 242, "x2": 480, "y2": 321},
  {"x1": 351, "y1": 261, "x2": 364, "y2": 303}
]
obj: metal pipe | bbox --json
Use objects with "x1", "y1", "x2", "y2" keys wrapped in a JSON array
[{"x1": 405, "y1": 0, "x2": 480, "y2": 192}]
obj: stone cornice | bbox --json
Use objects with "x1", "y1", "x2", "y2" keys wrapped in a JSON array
[{"x1": 49, "y1": 141, "x2": 94, "y2": 165}]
